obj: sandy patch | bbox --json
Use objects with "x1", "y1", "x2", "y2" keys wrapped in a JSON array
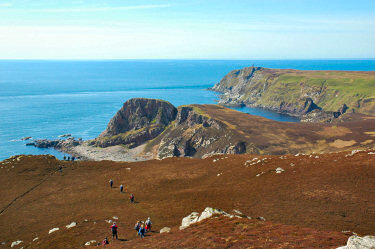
[
  {"x1": 329, "y1": 139, "x2": 356, "y2": 148},
  {"x1": 316, "y1": 126, "x2": 352, "y2": 138},
  {"x1": 361, "y1": 139, "x2": 374, "y2": 145}
]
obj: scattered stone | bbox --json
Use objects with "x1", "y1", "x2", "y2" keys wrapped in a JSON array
[
  {"x1": 11, "y1": 240, "x2": 23, "y2": 247},
  {"x1": 336, "y1": 235, "x2": 375, "y2": 249},
  {"x1": 113, "y1": 216, "x2": 119, "y2": 220},
  {"x1": 346, "y1": 150, "x2": 362, "y2": 157},
  {"x1": 232, "y1": 209, "x2": 243, "y2": 215},
  {"x1": 84, "y1": 240, "x2": 96, "y2": 246},
  {"x1": 48, "y1": 228, "x2": 59, "y2": 234},
  {"x1": 84, "y1": 219, "x2": 88, "y2": 222},
  {"x1": 160, "y1": 227, "x2": 171, "y2": 233},
  {"x1": 217, "y1": 173, "x2": 222, "y2": 176},
  {"x1": 213, "y1": 159, "x2": 217, "y2": 163},
  {"x1": 295, "y1": 153, "x2": 300, "y2": 157},
  {"x1": 275, "y1": 167, "x2": 285, "y2": 174},
  {"x1": 290, "y1": 163, "x2": 295, "y2": 167},
  {"x1": 368, "y1": 152, "x2": 375, "y2": 155},
  {"x1": 256, "y1": 172, "x2": 265, "y2": 177},
  {"x1": 105, "y1": 219, "x2": 112, "y2": 224},
  {"x1": 126, "y1": 168, "x2": 131, "y2": 170},
  {"x1": 315, "y1": 156, "x2": 320, "y2": 159},
  {"x1": 256, "y1": 217, "x2": 266, "y2": 221},
  {"x1": 66, "y1": 222, "x2": 77, "y2": 229},
  {"x1": 33, "y1": 237, "x2": 39, "y2": 242}
]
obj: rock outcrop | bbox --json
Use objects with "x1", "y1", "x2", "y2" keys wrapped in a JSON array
[
  {"x1": 336, "y1": 235, "x2": 375, "y2": 249},
  {"x1": 210, "y1": 66, "x2": 375, "y2": 122},
  {"x1": 95, "y1": 98, "x2": 177, "y2": 148},
  {"x1": 180, "y1": 207, "x2": 235, "y2": 230}
]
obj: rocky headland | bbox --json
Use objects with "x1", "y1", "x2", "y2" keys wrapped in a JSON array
[
  {"x1": 29, "y1": 97, "x2": 375, "y2": 161},
  {"x1": 209, "y1": 66, "x2": 375, "y2": 122}
]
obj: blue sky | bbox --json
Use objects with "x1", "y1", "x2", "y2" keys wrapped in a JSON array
[{"x1": 0, "y1": 0, "x2": 374, "y2": 59}]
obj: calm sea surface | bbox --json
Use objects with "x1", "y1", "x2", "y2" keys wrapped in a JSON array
[{"x1": 1, "y1": 59, "x2": 374, "y2": 160}]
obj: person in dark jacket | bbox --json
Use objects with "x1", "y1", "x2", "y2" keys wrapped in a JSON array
[
  {"x1": 120, "y1": 184, "x2": 123, "y2": 193},
  {"x1": 134, "y1": 221, "x2": 141, "y2": 235},
  {"x1": 130, "y1": 193, "x2": 134, "y2": 203},
  {"x1": 111, "y1": 222, "x2": 118, "y2": 240},
  {"x1": 109, "y1": 179, "x2": 113, "y2": 188},
  {"x1": 138, "y1": 224, "x2": 146, "y2": 238}
]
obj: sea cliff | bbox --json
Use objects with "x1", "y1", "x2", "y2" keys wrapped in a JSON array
[{"x1": 210, "y1": 66, "x2": 375, "y2": 122}]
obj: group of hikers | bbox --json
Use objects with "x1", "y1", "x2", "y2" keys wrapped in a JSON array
[
  {"x1": 109, "y1": 179, "x2": 135, "y2": 203},
  {"x1": 96, "y1": 179, "x2": 149, "y2": 245},
  {"x1": 63, "y1": 155, "x2": 76, "y2": 161},
  {"x1": 99, "y1": 218, "x2": 152, "y2": 245},
  {"x1": 134, "y1": 217, "x2": 152, "y2": 238}
]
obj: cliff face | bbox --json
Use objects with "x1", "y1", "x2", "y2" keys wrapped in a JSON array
[
  {"x1": 95, "y1": 98, "x2": 177, "y2": 148},
  {"x1": 151, "y1": 106, "x2": 248, "y2": 159},
  {"x1": 210, "y1": 67, "x2": 375, "y2": 122}
]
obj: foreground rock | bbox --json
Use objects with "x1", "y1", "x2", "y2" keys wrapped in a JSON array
[
  {"x1": 336, "y1": 235, "x2": 375, "y2": 249},
  {"x1": 180, "y1": 207, "x2": 235, "y2": 230},
  {"x1": 210, "y1": 66, "x2": 375, "y2": 122}
]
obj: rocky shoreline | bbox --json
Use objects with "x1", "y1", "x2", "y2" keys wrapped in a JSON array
[{"x1": 27, "y1": 137, "x2": 152, "y2": 162}]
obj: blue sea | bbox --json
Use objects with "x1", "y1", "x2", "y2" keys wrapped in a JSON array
[{"x1": 0, "y1": 59, "x2": 374, "y2": 161}]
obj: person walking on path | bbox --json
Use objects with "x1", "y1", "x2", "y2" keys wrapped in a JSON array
[
  {"x1": 138, "y1": 224, "x2": 146, "y2": 238},
  {"x1": 145, "y1": 217, "x2": 152, "y2": 232},
  {"x1": 111, "y1": 222, "x2": 118, "y2": 240},
  {"x1": 120, "y1": 184, "x2": 123, "y2": 193},
  {"x1": 130, "y1": 193, "x2": 134, "y2": 203},
  {"x1": 109, "y1": 179, "x2": 113, "y2": 188}
]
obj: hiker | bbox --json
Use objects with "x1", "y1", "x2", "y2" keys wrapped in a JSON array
[
  {"x1": 111, "y1": 222, "x2": 118, "y2": 240},
  {"x1": 58, "y1": 165, "x2": 62, "y2": 173},
  {"x1": 134, "y1": 221, "x2": 141, "y2": 235},
  {"x1": 138, "y1": 224, "x2": 146, "y2": 238},
  {"x1": 109, "y1": 179, "x2": 113, "y2": 188},
  {"x1": 101, "y1": 237, "x2": 109, "y2": 246},
  {"x1": 145, "y1": 217, "x2": 152, "y2": 232},
  {"x1": 120, "y1": 184, "x2": 123, "y2": 193},
  {"x1": 67, "y1": 156, "x2": 70, "y2": 161},
  {"x1": 130, "y1": 193, "x2": 134, "y2": 203},
  {"x1": 63, "y1": 156, "x2": 66, "y2": 160},
  {"x1": 72, "y1": 156, "x2": 75, "y2": 161}
]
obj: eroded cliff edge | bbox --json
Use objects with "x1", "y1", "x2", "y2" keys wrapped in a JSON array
[{"x1": 210, "y1": 66, "x2": 375, "y2": 122}]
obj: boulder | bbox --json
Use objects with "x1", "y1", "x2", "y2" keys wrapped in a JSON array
[
  {"x1": 66, "y1": 222, "x2": 77, "y2": 229},
  {"x1": 336, "y1": 235, "x2": 375, "y2": 249},
  {"x1": 179, "y1": 207, "x2": 234, "y2": 230},
  {"x1": 84, "y1": 240, "x2": 96, "y2": 246},
  {"x1": 160, "y1": 227, "x2": 171, "y2": 233},
  {"x1": 48, "y1": 227, "x2": 59, "y2": 234},
  {"x1": 179, "y1": 212, "x2": 200, "y2": 230},
  {"x1": 11, "y1": 240, "x2": 22, "y2": 248}
]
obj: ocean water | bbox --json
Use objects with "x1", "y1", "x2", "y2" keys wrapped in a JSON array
[{"x1": 0, "y1": 59, "x2": 374, "y2": 160}]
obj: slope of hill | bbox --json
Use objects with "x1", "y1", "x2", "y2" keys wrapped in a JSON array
[
  {"x1": 1, "y1": 150, "x2": 375, "y2": 248},
  {"x1": 210, "y1": 67, "x2": 375, "y2": 122}
]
